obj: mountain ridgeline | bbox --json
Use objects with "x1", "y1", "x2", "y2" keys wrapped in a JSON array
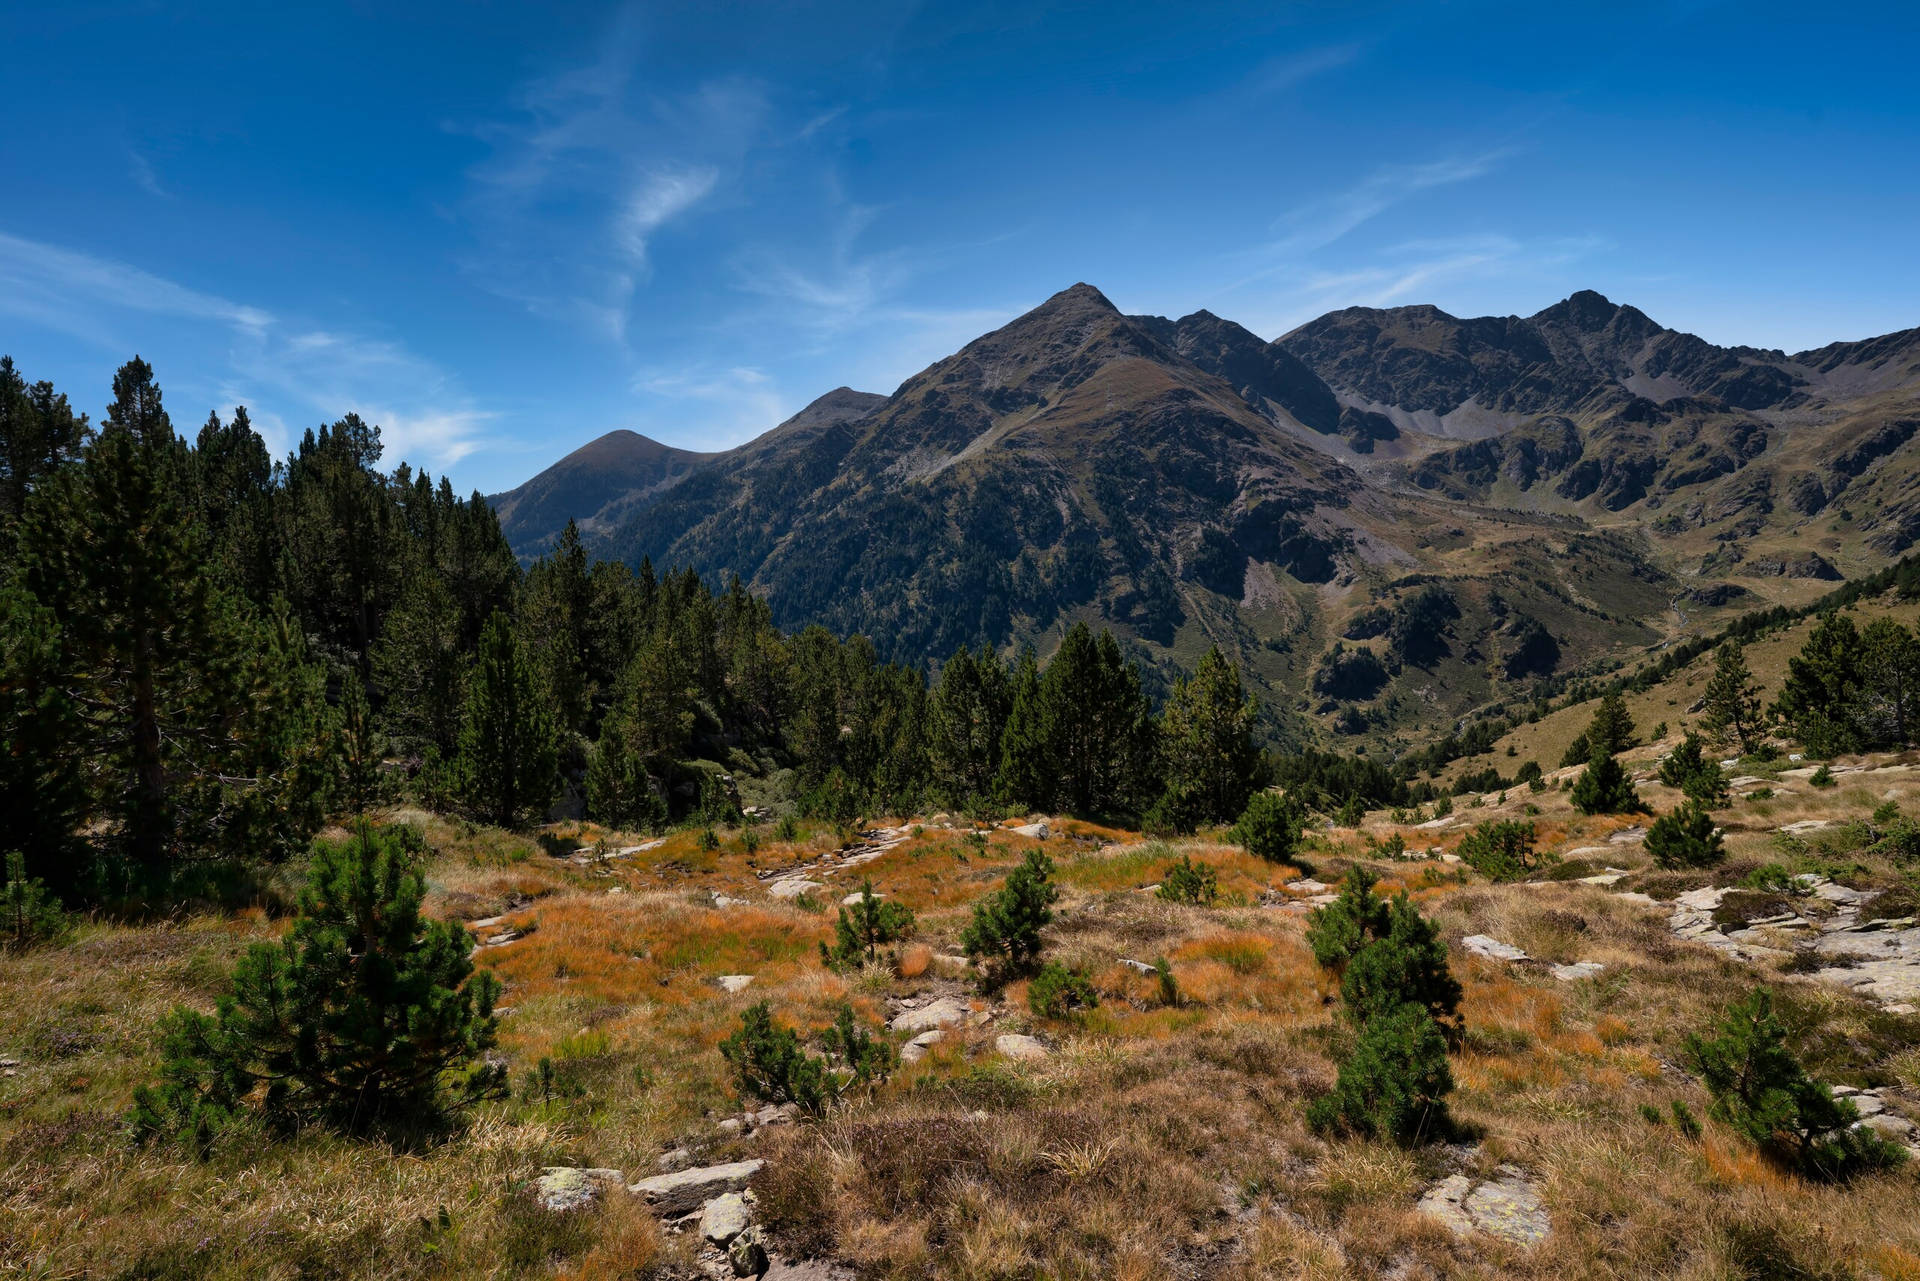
[{"x1": 494, "y1": 284, "x2": 1920, "y2": 749}]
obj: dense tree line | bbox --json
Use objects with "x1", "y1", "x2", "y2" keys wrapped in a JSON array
[{"x1": 2, "y1": 356, "x2": 1274, "y2": 903}]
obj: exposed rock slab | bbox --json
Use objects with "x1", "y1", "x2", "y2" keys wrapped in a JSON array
[
  {"x1": 535, "y1": 1166, "x2": 625, "y2": 1212},
  {"x1": 1417, "y1": 1166, "x2": 1549, "y2": 1246},
  {"x1": 889, "y1": 996, "x2": 970, "y2": 1032},
  {"x1": 1462, "y1": 934, "x2": 1530, "y2": 962},
  {"x1": 630, "y1": 1159, "x2": 764, "y2": 1215}
]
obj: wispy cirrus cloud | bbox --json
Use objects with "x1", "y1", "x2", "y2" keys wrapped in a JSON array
[
  {"x1": 0, "y1": 229, "x2": 492, "y2": 469},
  {"x1": 1262, "y1": 151, "x2": 1512, "y2": 258}
]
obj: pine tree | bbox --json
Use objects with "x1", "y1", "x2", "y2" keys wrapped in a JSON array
[
  {"x1": 1571, "y1": 743, "x2": 1644, "y2": 816},
  {"x1": 1586, "y1": 690, "x2": 1637, "y2": 758},
  {"x1": 1658, "y1": 733, "x2": 1730, "y2": 807},
  {"x1": 962, "y1": 849, "x2": 1058, "y2": 978},
  {"x1": 995, "y1": 646, "x2": 1051, "y2": 809},
  {"x1": 1152, "y1": 646, "x2": 1261, "y2": 831},
  {"x1": 1038, "y1": 624, "x2": 1152, "y2": 818},
  {"x1": 1232, "y1": 790, "x2": 1305, "y2": 864},
  {"x1": 130, "y1": 823, "x2": 505, "y2": 1147},
  {"x1": 927, "y1": 644, "x2": 1010, "y2": 806},
  {"x1": 1860, "y1": 617, "x2": 1920, "y2": 749},
  {"x1": 821, "y1": 879, "x2": 916, "y2": 970},
  {"x1": 0, "y1": 354, "x2": 90, "y2": 534},
  {"x1": 337, "y1": 669, "x2": 383, "y2": 814},
  {"x1": 454, "y1": 611, "x2": 558, "y2": 826},
  {"x1": 1646, "y1": 803, "x2": 1725, "y2": 869},
  {"x1": 19, "y1": 360, "x2": 324, "y2": 884},
  {"x1": 1775, "y1": 613, "x2": 1867, "y2": 757},
  {"x1": 0, "y1": 586, "x2": 89, "y2": 890},
  {"x1": 1701, "y1": 641, "x2": 1764, "y2": 753}
]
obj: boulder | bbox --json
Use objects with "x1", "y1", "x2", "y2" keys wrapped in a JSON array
[
  {"x1": 729, "y1": 1227, "x2": 772, "y2": 1277},
  {"x1": 629, "y1": 1158, "x2": 764, "y2": 1215},
  {"x1": 889, "y1": 996, "x2": 969, "y2": 1032},
  {"x1": 900, "y1": 1029, "x2": 945, "y2": 1064},
  {"x1": 534, "y1": 1166, "x2": 625, "y2": 1212},
  {"x1": 768, "y1": 878, "x2": 825, "y2": 900},
  {"x1": 717, "y1": 974, "x2": 755, "y2": 993},
  {"x1": 1011, "y1": 822, "x2": 1050, "y2": 839},
  {"x1": 996, "y1": 1033, "x2": 1049, "y2": 1060},
  {"x1": 701, "y1": 1191, "x2": 753, "y2": 1245},
  {"x1": 1550, "y1": 962, "x2": 1605, "y2": 981}
]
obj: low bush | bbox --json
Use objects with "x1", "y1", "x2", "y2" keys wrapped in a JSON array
[
  {"x1": 1026, "y1": 961, "x2": 1099, "y2": 1019},
  {"x1": 1231, "y1": 791, "x2": 1305, "y2": 864},
  {"x1": 961, "y1": 849, "x2": 1057, "y2": 979},
  {"x1": 2, "y1": 851, "x2": 72, "y2": 951},
  {"x1": 1455, "y1": 820, "x2": 1547, "y2": 882},
  {"x1": 1687, "y1": 987, "x2": 1906, "y2": 1180},
  {"x1": 1155, "y1": 855, "x2": 1219, "y2": 905},
  {"x1": 1306, "y1": 1002, "x2": 1453, "y2": 1143},
  {"x1": 821, "y1": 880, "x2": 916, "y2": 971},
  {"x1": 130, "y1": 823, "x2": 505, "y2": 1152},
  {"x1": 1646, "y1": 804, "x2": 1726, "y2": 870},
  {"x1": 718, "y1": 1001, "x2": 895, "y2": 1117}
]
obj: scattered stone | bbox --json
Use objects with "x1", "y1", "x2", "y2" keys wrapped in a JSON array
[
  {"x1": 768, "y1": 878, "x2": 826, "y2": 900},
  {"x1": 534, "y1": 1167, "x2": 625, "y2": 1212},
  {"x1": 1010, "y1": 821, "x2": 1050, "y2": 839},
  {"x1": 1550, "y1": 962, "x2": 1605, "y2": 981},
  {"x1": 630, "y1": 1159, "x2": 765, "y2": 1216},
  {"x1": 996, "y1": 1033, "x2": 1049, "y2": 1060},
  {"x1": 900, "y1": 1029, "x2": 945, "y2": 1064},
  {"x1": 1118, "y1": 958, "x2": 1157, "y2": 974},
  {"x1": 762, "y1": 1260, "x2": 851, "y2": 1281},
  {"x1": 715, "y1": 1118, "x2": 744, "y2": 1138},
  {"x1": 1286, "y1": 878, "x2": 1330, "y2": 894},
  {"x1": 1576, "y1": 871, "x2": 1629, "y2": 887},
  {"x1": 1608, "y1": 826, "x2": 1646, "y2": 845},
  {"x1": 657, "y1": 1149, "x2": 693, "y2": 1172},
  {"x1": 1781, "y1": 819, "x2": 1834, "y2": 836},
  {"x1": 717, "y1": 974, "x2": 755, "y2": 994},
  {"x1": 729, "y1": 1227, "x2": 771, "y2": 1277},
  {"x1": 1462, "y1": 935, "x2": 1530, "y2": 962},
  {"x1": 890, "y1": 996, "x2": 970, "y2": 1032},
  {"x1": 1417, "y1": 1165, "x2": 1549, "y2": 1246},
  {"x1": 701, "y1": 1191, "x2": 753, "y2": 1245}
]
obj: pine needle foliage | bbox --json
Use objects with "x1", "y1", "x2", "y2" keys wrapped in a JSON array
[{"x1": 130, "y1": 823, "x2": 504, "y2": 1152}]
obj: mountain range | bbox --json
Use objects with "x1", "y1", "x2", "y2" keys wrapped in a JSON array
[{"x1": 490, "y1": 284, "x2": 1920, "y2": 750}]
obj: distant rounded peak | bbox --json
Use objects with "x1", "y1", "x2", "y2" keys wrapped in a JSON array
[
  {"x1": 1042, "y1": 281, "x2": 1120, "y2": 313},
  {"x1": 1535, "y1": 289, "x2": 1622, "y2": 329}
]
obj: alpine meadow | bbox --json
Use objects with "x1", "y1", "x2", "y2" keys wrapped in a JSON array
[{"x1": 8, "y1": 4, "x2": 1920, "y2": 1279}]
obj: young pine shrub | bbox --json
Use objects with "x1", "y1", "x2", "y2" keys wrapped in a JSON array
[
  {"x1": 1152, "y1": 955, "x2": 1180, "y2": 1008},
  {"x1": 961, "y1": 848, "x2": 1058, "y2": 980},
  {"x1": 1305, "y1": 868, "x2": 1462, "y2": 1143},
  {"x1": 1306, "y1": 1001, "x2": 1454, "y2": 1144},
  {"x1": 1646, "y1": 804, "x2": 1726, "y2": 870},
  {"x1": 820, "y1": 880, "x2": 916, "y2": 972},
  {"x1": 1231, "y1": 791, "x2": 1305, "y2": 864},
  {"x1": 1686, "y1": 987, "x2": 1906, "y2": 1180},
  {"x1": 1454, "y1": 819, "x2": 1548, "y2": 883},
  {"x1": 1155, "y1": 854, "x2": 1219, "y2": 905},
  {"x1": 1658, "y1": 734, "x2": 1731, "y2": 807},
  {"x1": 2, "y1": 851, "x2": 72, "y2": 951},
  {"x1": 1571, "y1": 745, "x2": 1646, "y2": 816},
  {"x1": 129, "y1": 822, "x2": 505, "y2": 1152},
  {"x1": 1027, "y1": 961, "x2": 1099, "y2": 1019},
  {"x1": 718, "y1": 1001, "x2": 895, "y2": 1117}
]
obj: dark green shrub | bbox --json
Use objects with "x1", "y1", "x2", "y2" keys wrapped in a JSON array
[
  {"x1": 1153, "y1": 955, "x2": 1179, "y2": 1008},
  {"x1": 821, "y1": 880, "x2": 916, "y2": 971},
  {"x1": 1810, "y1": 765, "x2": 1836, "y2": 789},
  {"x1": 1306, "y1": 1002, "x2": 1453, "y2": 1143},
  {"x1": 1231, "y1": 791, "x2": 1304, "y2": 864},
  {"x1": 1646, "y1": 804, "x2": 1726, "y2": 870},
  {"x1": 1686, "y1": 987, "x2": 1906, "y2": 1180},
  {"x1": 2, "y1": 851, "x2": 72, "y2": 951},
  {"x1": 1742, "y1": 862, "x2": 1794, "y2": 891},
  {"x1": 1455, "y1": 820, "x2": 1547, "y2": 882},
  {"x1": 1336, "y1": 895, "x2": 1462, "y2": 1031},
  {"x1": 718, "y1": 1001, "x2": 894, "y2": 1117},
  {"x1": 130, "y1": 823, "x2": 505, "y2": 1151},
  {"x1": 1155, "y1": 855, "x2": 1219, "y2": 905},
  {"x1": 1659, "y1": 734, "x2": 1730, "y2": 807},
  {"x1": 1640, "y1": 1102, "x2": 1664, "y2": 1125},
  {"x1": 1305, "y1": 865, "x2": 1390, "y2": 970},
  {"x1": 1670, "y1": 1099, "x2": 1702, "y2": 1139},
  {"x1": 1027, "y1": 961, "x2": 1099, "y2": 1019},
  {"x1": 775, "y1": 814, "x2": 800, "y2": 842},
  {"x1": 698, "y1": 826, "x2": 720, "y2": 852},
  {"x1": 1571, "y1": 747, "x2": 1645, "y2": 816},
  {"x1": 961, "y1": 849, "x2": 1058, "y2": 978}
]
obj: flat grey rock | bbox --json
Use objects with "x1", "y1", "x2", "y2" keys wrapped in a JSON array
[
  {"x1": 701, "y1": 1191, "x2": 753, "y2": 1245},
  {"x1": 535, "y1": 1166, "x2": 624, "y2": 1212},
  {"x1": 1462, "y1": 934, "x2": 1529, "y2": 962},
  {"x1": 1417, "y1": 1166, "x2": 1549, "y2": 1246},
  {"x1": 1550, "y1": 961, "x2": 1605, "y2": 981},
  {"x1": 630, "y1": 1159, "x2": 764, "y2": 1215},
  {"x1": 995, "y1": 1033, "x2": 1049, "y2": 1060},
  {"x1": 717, "y1": 974, "x2": 755, "y2": 993},
  {"x1": 889, "y1": 995, "x2": 969, "y2": 1032}
]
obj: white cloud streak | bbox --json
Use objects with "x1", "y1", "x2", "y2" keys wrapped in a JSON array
[{"x1": 0, "y1": 230, "x2": 491, "y2": 470}]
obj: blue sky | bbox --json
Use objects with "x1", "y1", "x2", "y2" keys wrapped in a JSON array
[{"x1": 2, "y1": 1, "x2": 1917, "y2": 494}]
